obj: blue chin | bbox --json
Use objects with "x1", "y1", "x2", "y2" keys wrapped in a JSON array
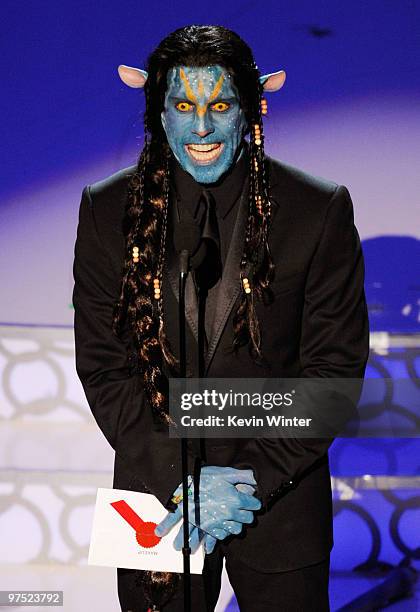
[{"x1": 174, "y1": 143, "x2": 239, "y2": 184}]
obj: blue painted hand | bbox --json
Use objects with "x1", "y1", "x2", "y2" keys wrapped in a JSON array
[{"x1": 154, "y1": 466, "x2": 261, "y2": 554}]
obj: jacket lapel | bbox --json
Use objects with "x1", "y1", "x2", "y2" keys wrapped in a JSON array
[
  {"x1": 203, "y1": 158, "x2": 281, "y2": 374},
  {"x1": 165, "y1": 203, "x2": 200, "y2": 344},
  {"x1": 203, "y1": 174, "x2": 250, "y2": 374}
]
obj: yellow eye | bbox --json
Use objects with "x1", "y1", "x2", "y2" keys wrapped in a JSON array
[
  {"x1": 211, "y1": 101, "x2": 230, "y2": 112},
  {"x1": 175, "y1": 101, "x2": 194, "y2": 112}
]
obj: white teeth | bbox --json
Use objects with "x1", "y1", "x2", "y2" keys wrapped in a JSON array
[
  {"x1": 188, "y1": 143, "x2": 220, "y2": 152},
  {"x1": 185, "y1": 143, "x2": 224, "y2": 164}
]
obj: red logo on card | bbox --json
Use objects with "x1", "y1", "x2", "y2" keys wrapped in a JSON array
[{"x1": 110, "y1": 500, "x2": 161, "y2": 548}]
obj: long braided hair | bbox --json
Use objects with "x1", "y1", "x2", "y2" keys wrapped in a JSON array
[{"x1": 112, "y1": 25, "x2": 275, "y2": 426}]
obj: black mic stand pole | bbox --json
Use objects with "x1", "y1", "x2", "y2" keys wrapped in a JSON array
[{"x1": 178, "y1": 249, "x2": 191, "y2": 612}]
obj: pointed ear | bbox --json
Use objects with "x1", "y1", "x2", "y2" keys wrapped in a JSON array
[
  {"x1": 259, "y1": 70, "x2": 286, "y2": 92},
  {"x1": 117, "y1": 65, "x2": 148, "y2": 88}
]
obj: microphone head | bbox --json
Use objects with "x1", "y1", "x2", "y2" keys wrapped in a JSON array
[{"x1": 173, "y1": 220, "x2": 201, "y2": 257}]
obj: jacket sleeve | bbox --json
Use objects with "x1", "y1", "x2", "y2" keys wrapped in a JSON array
[
  {"x1": 231, "y1": 184, "x2": 370, "y2": 508},
  {"x1": 72, "y1": 185, "x2": 194, "y2": 508}
]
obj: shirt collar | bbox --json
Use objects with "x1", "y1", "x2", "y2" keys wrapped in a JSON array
[{"x1": 170, "y1": 140, "x2": 249, "y2": 221}]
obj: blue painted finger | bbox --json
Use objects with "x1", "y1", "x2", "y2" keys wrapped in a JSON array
[
  {"x1": 221, "y1": 520, "x2": 243, "y2": 535},
  {"x1": 235, "y1": 483, "x2": 256, "y2": 495},
  {"x1": 206, "y1": 526, "x2": 230, "y2": 540},
  {"x1": 173, "y1": 521, "x2": 195, "y2": 551},
  {"x1": 237, "y1": 491, "x2": 262, "y2": 510},
  {"x1": 189, "y1": 526, "x2": 204, "y2": 554},
  {"x1": 203, "y1": 534, "x2": 217, "y2": 554},
  {"x1": 154, "y1": 506, "x2": 182, "y2": 537},
  {"x1": 221, "y1": 467, "x2": 257, "y2": 486},
  {"x1": 232, "y1": 508, "x2": 254, "y2": 523}
]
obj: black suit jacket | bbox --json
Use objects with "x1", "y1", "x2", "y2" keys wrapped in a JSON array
[{"x1": 72, "y1": 154, "x2": 370, "y2": 572}]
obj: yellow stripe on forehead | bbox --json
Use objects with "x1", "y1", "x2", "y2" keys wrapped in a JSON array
[
  {"x1": 208, "y1": 73, "x2": 224, "y2": 103},
  {"x1": 178, "y1": 67, "x2": 225, "y2": 117},
  {"x1": 179, "y1": 67, "x2": 198, "y2": 103}
]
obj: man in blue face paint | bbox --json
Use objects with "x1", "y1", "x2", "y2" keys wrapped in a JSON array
[
  {"x1": 161, "y1": 65, "x2": 248, "y2": 184},
  {"x1": 74, "y1": 24, "x2": 369, "y2": 612}
]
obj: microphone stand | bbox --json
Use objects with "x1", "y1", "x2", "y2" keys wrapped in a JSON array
[{"x1": 178, "y1": 250, "x2": 191, "y2": 612}]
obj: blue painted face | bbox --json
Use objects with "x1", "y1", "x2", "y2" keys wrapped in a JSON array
[{"x1": 161, "y1": 65, "x2": 248, "y2": 184}]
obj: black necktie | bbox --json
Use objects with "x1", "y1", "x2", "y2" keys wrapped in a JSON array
[
  {"x1": 191, "y1": 190, "x2": 222, "y2": 371},
  {"x1": 199, "y1": 189, "x2": 220, "y2": 248},
  {"x1": 194, "y1": 189, "x2": 223, "y2": 290}
]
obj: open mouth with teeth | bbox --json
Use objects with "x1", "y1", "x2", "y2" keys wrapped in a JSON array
[{"x1": 185, "y1": 142, "x2": 224, "y2": 164}]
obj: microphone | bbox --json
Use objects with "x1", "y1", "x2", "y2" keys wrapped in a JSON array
[
  {"x1": 173, "y1": 220, "x2": 208, "y2": 273},
  {"x1": 173, "y1": 220, "x2": 204, "y2": 611}
]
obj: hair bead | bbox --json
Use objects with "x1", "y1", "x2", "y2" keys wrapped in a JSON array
[
  {"x1": 132, "y1": 245, "x2": 140, "y2": 263},
  {"x1": 254, "y1": 125, "x2": 262, "y2": 145},
  {"x1": 242, "y1": 277, "x2": 251, "y2": 294},
  {"x1": 153, "y1": 277, "x2": 161, "y2": 299},
  {"x1": 261, "y1": 97, "x2": 268, "y2": 115},
  {"x1": 255, "y1": 194, "x2": 263, "y2": 215}
]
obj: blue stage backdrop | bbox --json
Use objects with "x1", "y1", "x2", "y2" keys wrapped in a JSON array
[{"x1": 1, "y1": 0, "x2": 419, "y2": 601}]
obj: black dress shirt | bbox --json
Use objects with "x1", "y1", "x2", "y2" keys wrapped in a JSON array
[
  {"x1": 170, "y1": 140, "x2": 249, "y2": 267},
  {"x1": 168, "y1": 141, "x2": 250, "y2": 358}
]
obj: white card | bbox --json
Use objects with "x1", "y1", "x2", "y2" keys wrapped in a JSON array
[{"x1": 88, "y1": 487, "x2": 205, "y2": 574}]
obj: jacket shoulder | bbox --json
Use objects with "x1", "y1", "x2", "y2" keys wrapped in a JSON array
[
  {"x1": 266, "y1": 155, "x2": 339, "y2": 203},
  {"x1": 89, "y1": 163, "x2": 138, "y2": 201},
  {"x1": 84, "y1": 164, "x2": 137, "y2": 237},
  {"x1": 265, "y1": 156, "x2": 355, "y2": 247}
]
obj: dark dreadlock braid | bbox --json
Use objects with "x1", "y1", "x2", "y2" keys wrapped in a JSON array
[
  {"x1": 231, "y1": 66, "x2": 275, "y2": 366},
  {"x1": 113, "y1": 24, "x2": 275, "y2": 421},
  {"x1": 112, "y1": 130, "x2": 179, "y2": 425}
]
